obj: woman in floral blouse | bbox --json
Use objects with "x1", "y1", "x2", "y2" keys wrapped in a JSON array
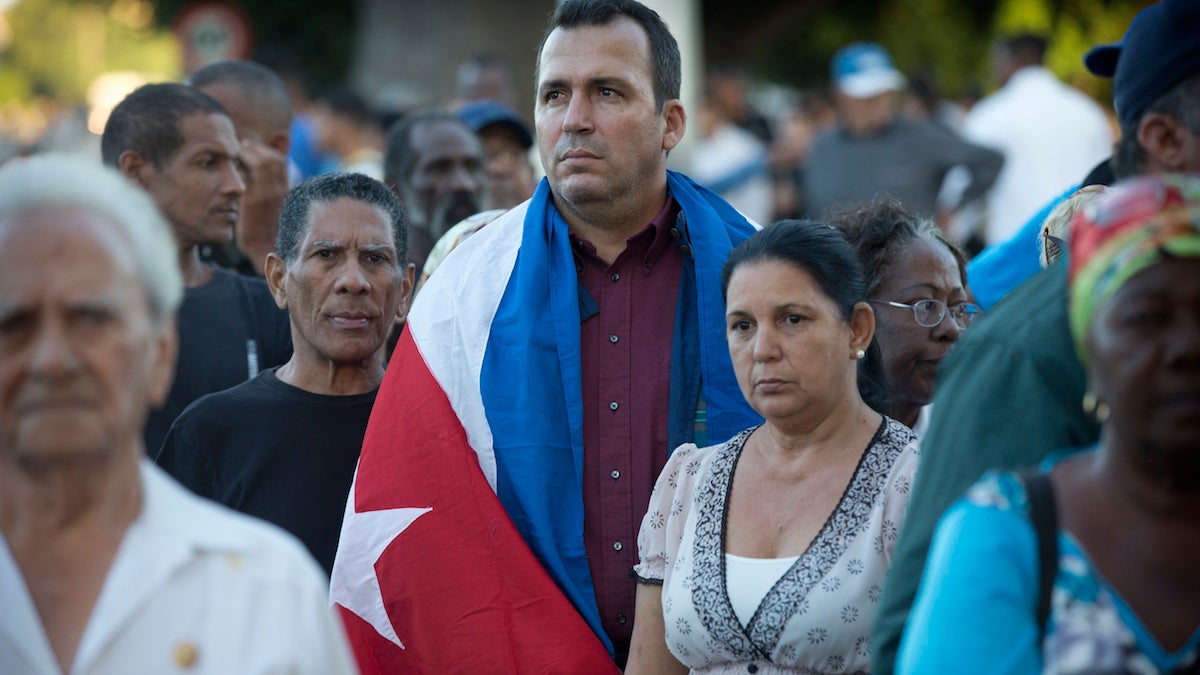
[{"x1": 627, "y1": 220, "x2": 919, "y2": 674}]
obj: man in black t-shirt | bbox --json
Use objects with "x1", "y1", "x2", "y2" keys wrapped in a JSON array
[
  {"x1": 156, "y1": 172, "x2": 414, "y2": 574},
  {"x1": 101, "y1": 83, "x2": 293, "y2": 454}
]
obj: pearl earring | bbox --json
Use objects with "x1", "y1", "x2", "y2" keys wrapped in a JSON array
[{"x1": 854, "y1": 349, "x2": 866, "y2": 360}]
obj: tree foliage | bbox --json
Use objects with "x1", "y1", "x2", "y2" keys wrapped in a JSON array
[{"x1": 0, "y1": 0, "x2": 178, "y2": 105}]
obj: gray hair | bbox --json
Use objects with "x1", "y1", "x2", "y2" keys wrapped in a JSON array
[
  {"x1": 826, "y1": 196, "x2": 968, "y2": 297},
  {"x1": 277, "y1": 172, "x2": 408, "y2": 265},
  {"x1": 0, "y1": 153, "x2": 183, "y2": 319}
]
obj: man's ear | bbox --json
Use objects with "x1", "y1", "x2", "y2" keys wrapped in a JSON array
[
  {"x1": 395, "y1": 262, "x2": 416, "y2": 324},
  {"x1": 146, "y1": 315, "x2": 178, "y2": 410},
  {"x1": 1138, "y1": 112, "x2": 1190, "y2": 172},
  {"x1": 264, "y1": 252, "x2": 289, "y2": 310},
  {"x1": 662, "y1": 99, "x2": 687, "y2": 152},
  {"x1": 267, "y1": 129, "x2": 291, "y2": 156},
  {"x1": 117, "y1": 150, "x2": 150, "y2": 186}
]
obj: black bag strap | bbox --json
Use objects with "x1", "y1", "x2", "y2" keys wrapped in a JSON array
[{"x1": 1016, "y1": 467, "x2": 1058, "y2": 635}]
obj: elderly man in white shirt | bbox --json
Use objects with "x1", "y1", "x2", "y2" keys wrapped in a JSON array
[
  {"x1": 961, "y1": 33, "x2": 1113, "y2": 246},
  {"x1": 0, "y1": 154, "x2": 357, "y2": 675}
]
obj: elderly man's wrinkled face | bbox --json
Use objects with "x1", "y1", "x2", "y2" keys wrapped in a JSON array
[
  {"x1": 0, "y1": 207, "x2": 175, "y2": 466},
  {"x1": 268, "y1": 198, "x2": 410, "y2": 368}
]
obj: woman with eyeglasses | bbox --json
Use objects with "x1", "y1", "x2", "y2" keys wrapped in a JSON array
[
  {"x1": 896, "y1": 174, "x2": 1200, "y2": 673},
  {"x1": 830, "y1": 198, "x2": 978, "y2": 432}
]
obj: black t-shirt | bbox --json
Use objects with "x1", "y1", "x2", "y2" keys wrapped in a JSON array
[
  {"x1": 144, "y1": 266, "x2": 292, "y2": 454},
  {"x1": 155, "y1": 367, "x2": 376, "y2": 576}
]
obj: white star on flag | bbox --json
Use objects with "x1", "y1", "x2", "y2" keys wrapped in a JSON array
[{"x1": 330, "y1": 477, "x2": 431, "y2": 649}]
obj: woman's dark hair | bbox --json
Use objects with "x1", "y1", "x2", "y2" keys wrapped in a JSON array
[{"x1": 721, "y1": 219, "x2": 889, "y2": 414}]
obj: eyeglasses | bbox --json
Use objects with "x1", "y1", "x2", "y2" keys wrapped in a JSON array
[{"x1": 868, "y1": 298, "x2": 982, "y2": 328}]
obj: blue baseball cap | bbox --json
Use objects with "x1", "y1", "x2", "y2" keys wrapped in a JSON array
[
  {"x1": 456, "y1": 100, "x2": 533, "y2": 150},
  {"x1": 1083, "y1": 0, "x2": 1200, "y2": 132},
  {"x1": 831, "y1": 42, "x2": 906, "y2": 99}
]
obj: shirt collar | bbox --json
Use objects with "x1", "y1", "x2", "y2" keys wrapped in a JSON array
[{"x1": 569, "y1": 196, "x2": 682, "y2": 273}]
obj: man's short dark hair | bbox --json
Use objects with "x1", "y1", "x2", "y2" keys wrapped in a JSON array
[
  {"x1": 277, "y1": 172, "x2": 409, "y2": 265},
  {"x1": 537, "y1": 0, "x2": 681, "y2": 111},
  {"x1": 188, "y1": 60, "x2": 293, "y2": 133},
  {"x1": 1112, "y1": 72, "x2": 1200, "y2": 179},
  {"x1": 101, "y1": 83, "x2": 228, "y2": 168},
  {"x1": 382, "y1": 109, "x2": 470, "y2": 188},
  {"x1": 319, "y1": 88, "x2": 377, "y2": 130},
  {"x1": 1003, "y1": 34, "x2": 1048, "y2": 66}
]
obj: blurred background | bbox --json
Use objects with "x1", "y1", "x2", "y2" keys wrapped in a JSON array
[{"x1": 0, "y1": 0, "x2": 1146, "y2": 183}]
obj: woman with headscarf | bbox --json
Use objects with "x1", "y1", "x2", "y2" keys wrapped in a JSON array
[{"x1": 896, "y1": 174, "x2": 1200, "y2": 674}]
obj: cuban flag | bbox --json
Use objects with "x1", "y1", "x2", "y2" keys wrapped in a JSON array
[{"x1": 330, "y1": 173, "x2": 760, "y2": 673}]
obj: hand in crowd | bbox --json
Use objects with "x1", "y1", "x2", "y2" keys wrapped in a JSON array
[{"x1": 237, "y1": 138, "x2": 289, "y2": 275}]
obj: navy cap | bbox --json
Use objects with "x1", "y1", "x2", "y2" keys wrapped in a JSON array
[
  {"x1": 830, "y1": 42, "x2": 906, "y2": 98},
  {"x1": 1084, "y1": 0, "x2": 1200, "y2": 132},
  {"x1": 456, "y1": 100, "x2": 533, "y2": 150}
]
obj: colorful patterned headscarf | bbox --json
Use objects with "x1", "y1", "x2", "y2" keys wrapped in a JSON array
[{"x1": 1068, "y1": 174, "x2": 1200, "y2": 363}]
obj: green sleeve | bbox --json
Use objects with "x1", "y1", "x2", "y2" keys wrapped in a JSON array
[{"x1": 870, "y1": 317, "x2": 1097, "y2": 673}]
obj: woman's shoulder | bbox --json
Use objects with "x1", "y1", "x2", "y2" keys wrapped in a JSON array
[
  {"x1": 656, "y1": 429, "x2": 750, "y2": 496},
  {"x1": 960, "y1": 469, "x2": 1032, "y2": 515}
]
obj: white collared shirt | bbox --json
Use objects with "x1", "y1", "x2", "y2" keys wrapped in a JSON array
[
  {"x1": 0, "y1": 461, "x2": 359, "y2": 675},
  {"x1": 962, "y1": 66, "x2": 1113, "y2": 246}
]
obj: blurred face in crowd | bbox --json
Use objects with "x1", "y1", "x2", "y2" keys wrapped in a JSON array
[
  {"x1": 835, "y1": 90, "x2": 896, "y2": 137},
  {"x1": 870, "y1": 238, "x2": 967, "y2": 415},
  {"x1": 268, "y1": 197, "x2": 409, "y2": 370},
  {"x1": 479, "y1": 124, "x2": 536, "y2": 210},
  {"x1": 535, "y1": 17, "x2": 684, "y2": 224},
  {"x1": 725, "y1": 259, "x2": 871, "y2": 432},
  {"x1": 407, "y1": 119, "x2": 485, "y2": 238},
  {"x1": 1086, "y1": 258, "x2": 1200, "y2": 461},
  {"x1": 0, "y1": 208, "x2": 175, "y2": 465},
  {"x1": 127, "y1": 112, "x2": 245, "y2": 248},
  {"x1": 198, "y1": 82, "x2": 283, "y2": 149}
]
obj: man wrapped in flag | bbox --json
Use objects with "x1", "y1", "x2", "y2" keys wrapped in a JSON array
[{"x1": 330, "y1": 1, "x2": 762, "y2": 671}]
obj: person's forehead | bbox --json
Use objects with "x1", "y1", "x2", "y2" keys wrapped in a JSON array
[
  {"x1": 0, "y1": 207, "x2": 140, "y2": 291},
  {"x1": 880, "y1": 239, "x2": 962, "y2": 287},
  {"x1": 538, "y1": 18, "x2": 652, "y2": 83},
  {"x1": 174, "y1": 112, "x2": 240, "y2": 156},
  {"x1": 412, "y1": 121, "x2": 482, "y2": 161},
  {"x1": 301, "y1": 198, "x2": 395, "y2": 245}
]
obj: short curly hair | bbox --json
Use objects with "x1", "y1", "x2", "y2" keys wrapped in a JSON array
[{"x1": 826, "y1": 196, "x2": 967, "y2": 298}]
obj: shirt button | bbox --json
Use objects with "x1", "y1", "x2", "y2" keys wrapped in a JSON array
[
  {"x1": 613, "y1": 541, "x2": 623, "y2": 551},
  {"x1": 747, "y1": 664, "x2": 758, "y2": 673},
  {"x1": 610, "y1": 470, "x2": 621, "y2": 479},
  {"x1": 609, "y1": 334, "x2": 619, "y2": 344},
  {"x1": 609, "y1": 401, "x2": 619, "y2": 411},
  {"x1": 610, "y1": 272, "x2": 620, "y2": 282},
  {"x1": 617, "y1": 613, "x2": 628, "y2": 624},
  {"x1": 670, "y1": 227, "x2": 681, "y2": 239}
]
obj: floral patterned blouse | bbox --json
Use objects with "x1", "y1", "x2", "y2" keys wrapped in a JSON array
[
  {"x1": 898, "y1": 458, "x2": 1200, "y2": 674},
  {"x1": 634, "y1": 418, "x2": 920, "y2": 674}
]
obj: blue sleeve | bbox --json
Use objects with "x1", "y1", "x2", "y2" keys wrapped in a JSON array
[
  {"x1": 967, "y1": 186, "x2": 1076, "y2": 310},
  {"x1": 896, "y1": 499, "x2": 1042, "y2": 675}
]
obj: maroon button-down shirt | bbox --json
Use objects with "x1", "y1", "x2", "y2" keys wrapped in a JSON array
[{"x1": 571, "y1": 197, "x2": 683, "y2": 655}]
